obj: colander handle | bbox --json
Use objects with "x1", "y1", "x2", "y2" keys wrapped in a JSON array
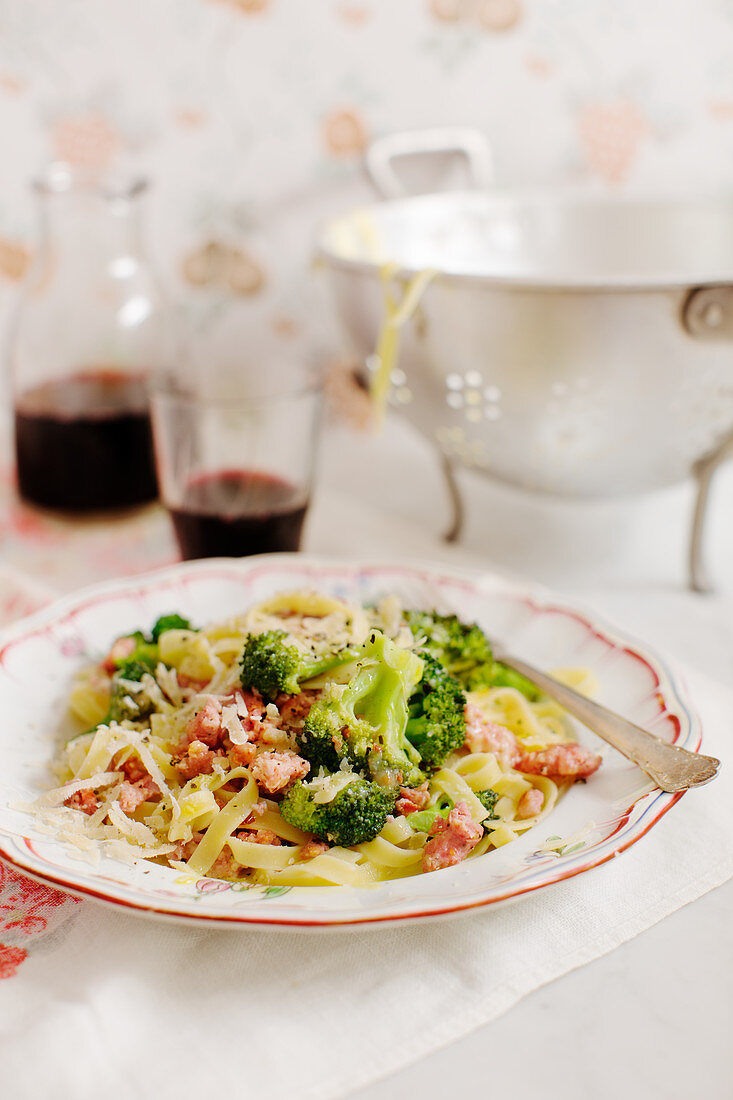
[
  {"x1": 681, "y1": 285, "x2": 733, "y2": 339},
  {"x1": 365, "y1": 127, "x2": 494, "y2": 199}
]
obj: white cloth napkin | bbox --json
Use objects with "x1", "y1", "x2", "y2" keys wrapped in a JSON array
[{"x1": 0, "y1": 652, "x2": 730, "y2": 1100}]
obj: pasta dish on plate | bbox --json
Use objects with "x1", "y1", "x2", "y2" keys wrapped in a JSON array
[{"x1": 38, "y1": 590, "x2": 602, "y2": 887}]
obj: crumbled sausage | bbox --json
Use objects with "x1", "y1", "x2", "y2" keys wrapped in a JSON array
[
  {"x1": 517, "y1": 744, "x2": 601, "y2": 781},
  {"x1": 64, "y1": 789, "x2": 100, "y2": 816},
  {"x1": 250, "y1": 752, "x2": 310, "y2": 794},
  {"x1": 422, "y1": 800, "x2": 483, "y2": 873},
  {"x1": 229, "y1": 742, "x2": 256, "y2": 767},
  {"x1": 235, "y1": 827, "x2": 282, "y2": 846},
  {"x1": 118, "y1": 775, "x2": 160, "y2": 813},
  {"x1": 300, "y1": 839, "x2": 330, "y2": 860},
  {"x1": 175, "y1": 739, "x2": 216, "y2": 779},
  {"x1": 395, "y1": 781, "x2": 430, "y2": 816},
  {"x1": 184, "y1": 697, "x2": 223, "y2": 748},
  {"x1": 515, "y1": 788, "x2": 544, "y2": 819}
]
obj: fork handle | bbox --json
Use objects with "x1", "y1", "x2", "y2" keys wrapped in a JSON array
[{"x1": 496, "y1": 651, "x2": 720, "y2": 793}]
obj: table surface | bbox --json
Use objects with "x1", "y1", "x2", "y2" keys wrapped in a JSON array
[
  {"x1": 1, "y1": 412, "x2": 732, "y2": 1099},
  {"x1": 357, "y1": 879, "x2": 733, "y2": 1100}
]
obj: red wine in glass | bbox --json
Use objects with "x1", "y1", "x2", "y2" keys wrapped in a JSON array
[
  {"x1": 14, "y1": 369, "x2": 157, "y2": 512},
  {"x1": 169, "y1": 470, "x2": 308, "y2": 559}
]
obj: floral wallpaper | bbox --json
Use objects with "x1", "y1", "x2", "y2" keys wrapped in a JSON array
[{"x1": 0, "y1": 0, "x2": 732, "y2": 371}]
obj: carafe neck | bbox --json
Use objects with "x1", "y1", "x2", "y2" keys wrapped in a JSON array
[{"x1": 33, "y1": 164, "x2": 147, "y2": 260}]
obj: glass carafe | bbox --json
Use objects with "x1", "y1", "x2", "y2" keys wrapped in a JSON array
[{"x1": 9, "y1": 164, "x2": 168, "y2": 512}]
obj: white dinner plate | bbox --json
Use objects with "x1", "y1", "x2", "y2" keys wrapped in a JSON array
[{"x1": 0, "y1": 555, "x2": 699, "y2": 929}]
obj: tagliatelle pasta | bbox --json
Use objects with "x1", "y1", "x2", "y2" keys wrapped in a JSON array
[
  {"x1": 371, "y1": 264, "x2": 437, "y2": 419},
  {"x1": 35, "y1": 590, "x2": 603, "y2": 887}
]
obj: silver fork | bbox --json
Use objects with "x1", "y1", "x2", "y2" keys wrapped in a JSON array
[{"x1": 492, "y1": 646, "x2": 721, "y2": 793}]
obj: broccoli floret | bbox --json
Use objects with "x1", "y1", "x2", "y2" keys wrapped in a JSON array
[
  {"x1": 108, "y1": 661, "x2": 158, "y2": 723},
  {"x1": 109, "y1": 631, "x2": 159, "y2": 673},
  {"x1": 405, "y1": 651, "x2": 466, "y2": 766},
  {"x1": 297, "y1": 705, "x2": 350, "y2": 773},
  {"x1": 151, "y1": 614, "x2": 192, "y2": 641},
  {"x1": 110, "y1": 616, "x2": 195, "y2": 672},
  {"x1": 402, "y1": 611, "x2": 488, "y2": 686},
  {"x1": 476, "y1": 788, "x2": 499, "y2": 819},
  {"x1": 102, "y1": 615, "x2": 194, "y2": 724},
  {"x1": 280, "y1": 778, "x2": 397, "y2": 846},
  {"x1": 403, "y1": 610, "x2": 493, "y2": 690},
  {"x1": 403, "y1": 609, "x2": 539, "y2": 700},
  {"x1": 240, "y1": 630, "x2": 356, "y2": 700},
  {"x1": 115, "y1": 658, "x2": 153, "y2": 683},
  {"x1": 298, "y1": 630, "x2": 424, "y2": 787}
]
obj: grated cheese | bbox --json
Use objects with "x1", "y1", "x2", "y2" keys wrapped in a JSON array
[
  {"x1": 220, "y1": 704, "x2": 248, "y2": 746},
  {"x1": 308, "y1": 762, "x2": 359, "y2": 805},
  {"x1": 37, "y1": 770, "x2": 123, "y2": 807}
]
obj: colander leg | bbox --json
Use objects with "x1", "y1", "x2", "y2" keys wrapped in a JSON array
[
  {"x1": 440, "y1": 453, "x2": 464, "y2": 543},
  {"x1": 689, "y1": 429, "x2": 733, "y2": 592}
]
